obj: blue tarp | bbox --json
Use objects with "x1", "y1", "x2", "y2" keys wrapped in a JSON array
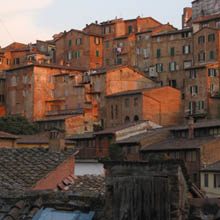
[{"x1": 33, "y1": 208, "x2": 95, "y2": 220}]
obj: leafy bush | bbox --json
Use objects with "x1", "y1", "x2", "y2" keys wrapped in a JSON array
[{"x1": 0, "y1": 115, "x2": 39, "y2": 135}]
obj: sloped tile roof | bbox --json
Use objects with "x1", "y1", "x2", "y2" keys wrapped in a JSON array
[
  {"x1": 0, "y1": 190, "x2": 104, "y2": 220},
  {"x1": 57, "y1": 174, "x2": 105, "y2": 195},
  {"x1": 141, "y1": 137, "x2": 216, "y2": 151},
  {"x1": 0, "y1": 148, "x2": 75, "y2": 194},
  {"x1": 0, "y1": 131, "x2": 19, "y2": 140},
  {"x1": 201, "y1": 160, "x2": 220, "y2": 172}
]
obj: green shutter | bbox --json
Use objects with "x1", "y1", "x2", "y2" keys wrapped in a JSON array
[
  {"x1": 171, "y1": 47, "x2": 175, "y2": 56},
  {"x1": 157, "y1": 49, "x2": 160, "y2": 58}
]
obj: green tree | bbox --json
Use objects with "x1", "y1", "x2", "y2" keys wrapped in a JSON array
[{"x1": 0, "y1": 116, "x2": 39, "y2": 135}]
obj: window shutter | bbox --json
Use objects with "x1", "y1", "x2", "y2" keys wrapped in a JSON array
[
  {"x1": 195, "y1": 86, "x2": 198, "y2": 93},
  {"x1": 161, "y1": 64, "x2": 163, "y2": 72},
  {"x1": 214, "y1": 174, "x2": 217, "y2": 188},
  {"x1": 208, "y1": 69, "x2": 211, "y2": 76},
  {"x1": 182, "y1": 46, "x2": 185, "y2": 54},
  {"x1": 174, "y1": 62, "x2": 177, "y2": 71},
  {"x1": 169, "y1": 63, "x2": 171, "y2": 71},
  {"x1": 214, "y1": 69, "x2": 217, "y2": 77},
  {"x1": 189, "y1": 45, "x2": 191, "y2": 53}
]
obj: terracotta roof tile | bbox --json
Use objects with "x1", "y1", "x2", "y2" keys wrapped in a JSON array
[
  {"x1": 0, "y1": 131, "x2": 19, "y2": 140},
  {"x1": 58, "y1": 174, "x2": 105, "y2": 195},
  {"x1": 0, "y1": 148, "x2": 75, "y2": 194}
]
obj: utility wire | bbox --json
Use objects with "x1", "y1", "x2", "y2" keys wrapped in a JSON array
[{"x1": 0, "y1": 18, "x2": 15, "y2": 42}]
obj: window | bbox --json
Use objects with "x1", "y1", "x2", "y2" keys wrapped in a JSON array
[
  {"x1": 96, "y1": 50, "x2": 99, "y2": 57},
  {"x1": 156, "y1": 63, "x2": 163, "y2": 72},
  {"x1": 183, "y1": 45, "x2": 191, "y2": 54},
  {"x1": 198, "y1": 51, "x2": 205, "y2": 62},
  {"x1": 23, "y1": 74, "x2": 28, "y2": 84},
  {"x1": 104, "y1": 26, "x2": 111, "y2": 34},
  {"x1": 134, "y1": 115, "x2": 139, "y2": 121},
  {"x1": 169, "y1": 80, "x2": 177, "y2": 88},
  {"x1": 94, "y1": 37, "x2": 100, "y2": 45},
  {"x1": 210, "y1": 51, "x2": 215, "y2": 60},
  {"x1": 63, "y1": 75, "x2": 68, "y2": 82},
  {"x1": 143, "y1": 48, "x2": 150, "y2": 58},
  {"x1": 210, "y1": 83, "x2": 214, "y2": 93},
  {"x1": 189, "y1": 70, "x2": 197, "y2": 78},
  {"x1": 198, "y1": 100, "x2": 205, "y2": 110},
  {"x1": 216, "y1": 20, "x2": 220, "y2": 29},
  {"x1": 75, "y1": 38, "x2": 82, "y2": 45},
  {"x1": 190, "y1": 85, "x2": 198, "y2": 95},
  {"x1": 208, "y1": 69, "x2": 217, "y2": 77},
  {"x1": 68, "y1": 40, "x2": 72, "y2": 46},
  {"x1": 106, "y1": 59, "x2": 110, "y2": 66},
  {"x1": 105, "y1": 41, "x2": 109, "y2": 48},
  {"x1": 125, "y1": 98, "x2": 129, "y2": 107},
  {"x1": 204, "y1": 174, "x2": 209, "y2": 187},
  {"x1": 111, "y1": 105, "x2": 114, "y2": 119},
  {"x1": 98, "y1": 137, "x2": 103, "y2": 152},
  {"x1": 117, "y1": 58, "x2": 122, "y2": 64},
  {"x1": 64, "y1": 88, "x2": 68, "y2": 96},
  {"x1": 115, "y1": 105, "x2": 118, "y2": 119},
  {"x1": 142, "y1": 34, "x2": 148, "y2": 41},
  {"x1": 128, "y1": 25, "x2": 133, "y2": 34},
  {"x1": 134, "y1": 97, "x2": 138, "y2": 106},
  {"x1": 198, "y1": 35, "x2": 205, "y2": 44},
  {"x1": 214, "y1": 174, "x2": 220, "y2": 188},
  {"x1": 67, "y1": 51, "x2": 72, "y2": 60},
  {"x1": 0, "y1": 95, "x2": 5, "y2": 104},
  {"x1": 169, "y1": 62, "x2": 177, "y2": 71},
  {"x1": 40, "y1": 45, "x2": 46, "y2": 52},
  {"x1": 170, "y1": 47, "x2": 175, "y2": 56},
  {"x1": 75, "y1": 50, "x2": 80, "y2": 58},
  {"x1": 125, "y1": 116, "x2": 130, "y2": 123},
  {"x1": 156, "y1": 49, "x2": 161, "y2": 58},
  {"x1": 208, "y1": 34, "x2": 215, "y2": 42},
  {"x1": 136, "y1": 48, "x2": 140, "y2": 55},
  {"x1": 183, "y1": 60, "x2": 192, "y2": 69}
]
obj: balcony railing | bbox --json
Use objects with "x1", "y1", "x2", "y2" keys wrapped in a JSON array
[{"x1": 46, "y1": 108, "x2": 83, "y2": 116}]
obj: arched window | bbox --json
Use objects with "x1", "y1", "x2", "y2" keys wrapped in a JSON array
[
  {"x1": 134, "y1": 115, "x2": 139, "y2": 122},
  {"x1": 125, "y1": 116, "x2": 130, "y2": 123}
]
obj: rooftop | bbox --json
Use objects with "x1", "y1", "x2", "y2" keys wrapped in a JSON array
[
  {"x1": 94, "y1": 120, "x2": 147, "y2": 135},
  {"x1": 116, "y1": 128, "x2": 170, "y2": 145},
  {"x1": 0, "y1": 148, "x2": 75, "y2": 194},
  {"x1": 171, "y1": 119, "x2": 220, "y2": 131},
  {"x1": 201, "y1": 161, "x2": 220, "y2": 172},
  {"x1": 141, "y1": 137, "x2": 216, "y2": 151},
  {"x1": 66, "y1": 132, "x2": 95, "y2": 140},
  {"x1": 0, "y1": 131, "x2": 19, "y2": 140}
]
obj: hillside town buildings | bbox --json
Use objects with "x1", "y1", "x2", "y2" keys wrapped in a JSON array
[{"x1": 1, "y1": 1, "x2": 220, "y2": 216}]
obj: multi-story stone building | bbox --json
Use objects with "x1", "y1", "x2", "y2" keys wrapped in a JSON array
[
  {"x1": 5, "y1": 63, "x2": 85, "y2": 121},
  {"x1": 105, "y1": 86, "x2": 183, "y2": 128},
  {"x1": 55, "y1": 29, "x2": 103, "y2": 69}
]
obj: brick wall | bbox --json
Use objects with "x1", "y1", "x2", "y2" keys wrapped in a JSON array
[{"x1": 32, "y1": 155, "x2": 75, "y2": 190}]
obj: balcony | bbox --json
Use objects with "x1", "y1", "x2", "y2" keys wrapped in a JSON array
[
  {"x1": 209, "y1": 91, "x2": 220, "y2": 98},
  {"x1": 46, "y1": 108, "x2": 83, "y2": 116},
  {"x1": 185, "y1": 109, "x2": 207, "y2": 118}
]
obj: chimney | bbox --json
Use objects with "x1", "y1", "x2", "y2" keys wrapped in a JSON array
[
  {"x1": 188, "y1": 116, "x2": 194, "y2": 139},
  {"x1": 95, "y1": 20, "x2": 98, "y2": 24}
]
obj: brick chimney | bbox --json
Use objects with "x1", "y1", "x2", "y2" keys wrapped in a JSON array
[{"x1": 188, "y1": 116, "x2": 194, "y2": 139}]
